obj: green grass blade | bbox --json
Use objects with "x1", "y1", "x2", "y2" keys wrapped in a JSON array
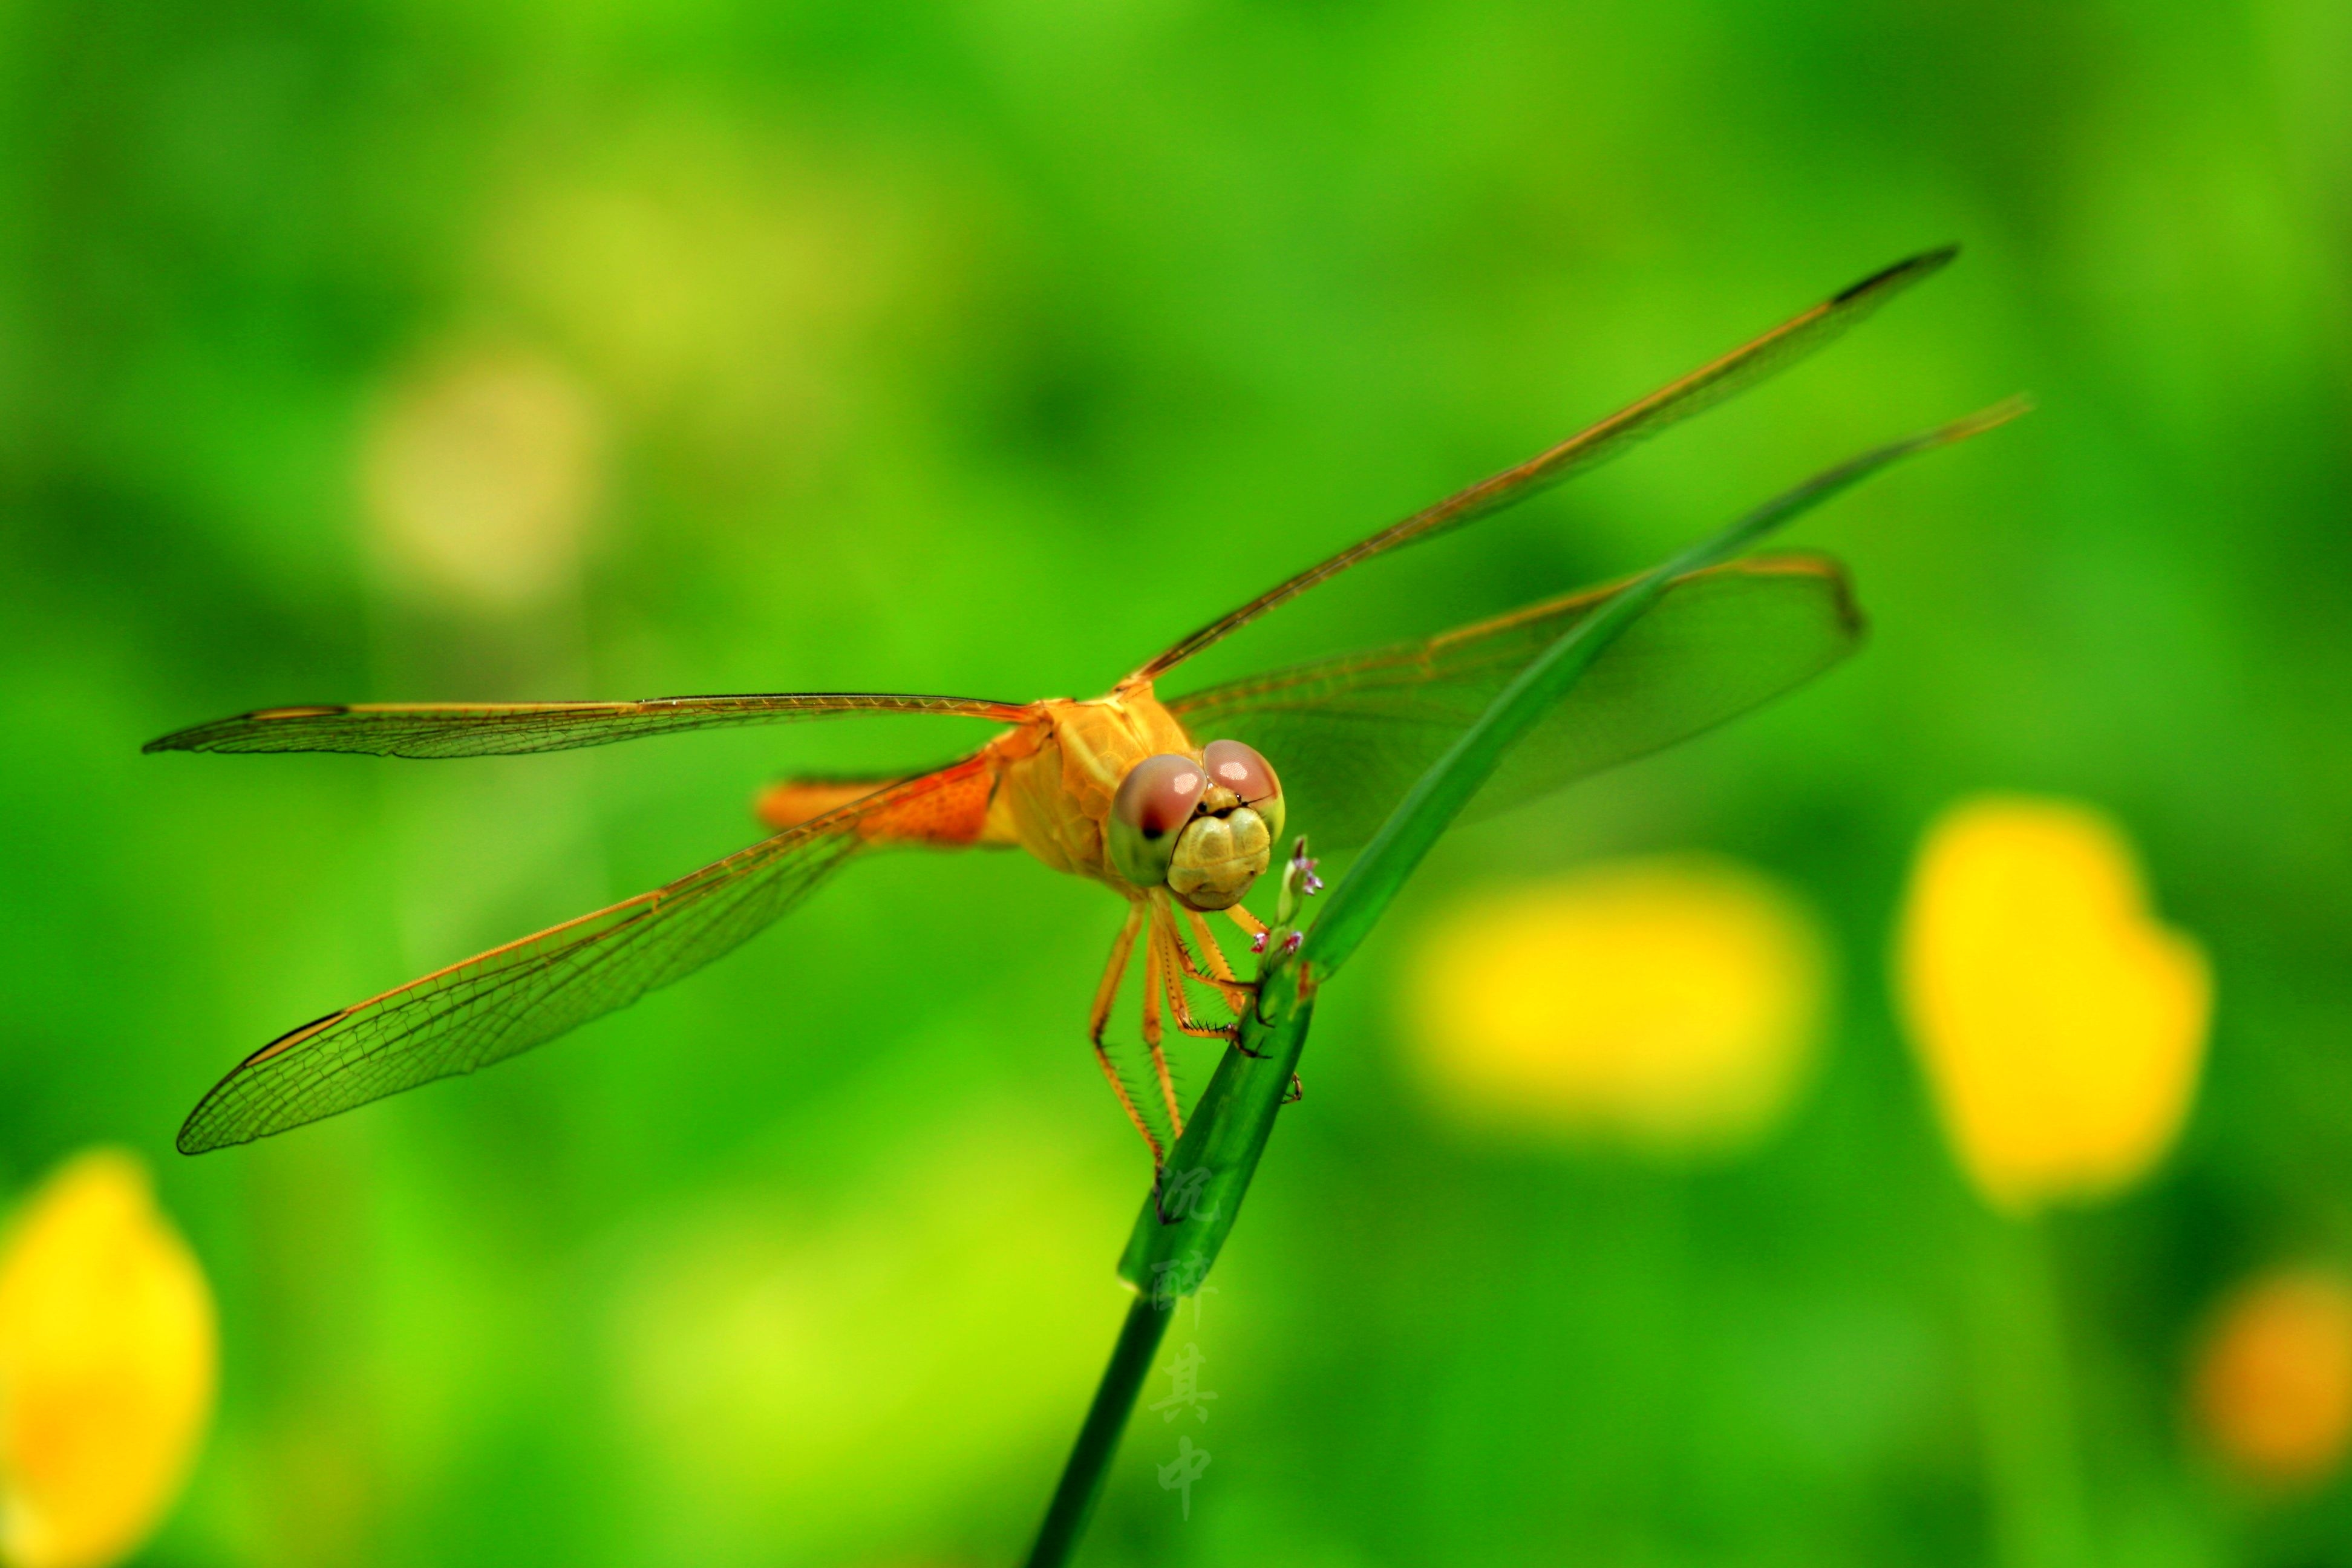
[
  {"x1": 1034, "y1": 394, "x2": 2028, "y2": 1568},
  {"x1": 1112, "y1": 395, "x2": 2027, "y2": 1300},
  {"x1": 1021, "y1": 1293, "x2": 1176, "y2": 1568},
  {"x1": 1114, "y1": 945, "x2": 1318, "y2": 1295},
  {"x1": 1108, "y1": 395, "x2": 2026, "y2": 1302},
  {"x1": 1302, "y1": 394, "x2": 2030, "y2": 978}
]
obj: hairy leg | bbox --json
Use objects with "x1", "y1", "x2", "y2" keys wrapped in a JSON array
[
  {"x1": 1177, "y1": 907, "x2": 1255, "y2": 1010},
  {"x1": 1152, "y1": 902, "x2": 1241, "y2": 1045},
  {"x1": 1139, "y1": 926, "x2": 1186, "y2": 1141},
  {"x1": 1088, "y1": 905, "x2": 1162, "y2": 1165},
  {"x1": 1162, "y1": 902, "x2": 1269, "y2": 1054}
]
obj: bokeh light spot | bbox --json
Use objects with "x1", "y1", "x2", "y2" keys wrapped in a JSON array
[
  {"x1": 0, "y1": 1150, "x2": 217, "y2": 1568},
  {"x1": 1897, "y1": 795, "x2": 2210, "y2": 1214},
  {"x1": 2192, "y1": 1270, "x2": 2352, "y2": 1489},
  {"x1": 361, "y1": 347, "x2": 604, "y2": 610},
  {"x1": 1405, "y1": 855, "x2": 1831, "y2": 1158}
]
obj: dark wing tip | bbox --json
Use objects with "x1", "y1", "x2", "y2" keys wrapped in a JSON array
[
  {"x1": 1831, "y1": 245, "x2": 1959, "y2": 305},
  {"x1": 1731, "y1": 550, "x2": 1867, "y2": 641},
  {"x1": 1817, "y1": 557, "x2": 1868, "y2": 641},
  {"x1": 145, "y1": 706, "x2": 350, "y2": 754},
  {"x1": 175, "y1": 1088, "x2": 244, "y2": 1155},
  {"x1": 176, "y1": 1008, "x2": 347, "y2": 1154},
  {"x1": 140, "y1": 716, "x2": 238, "y2": 754}
]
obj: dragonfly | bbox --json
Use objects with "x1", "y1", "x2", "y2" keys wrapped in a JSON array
[{"x1": 155, "y1": 247, "x2": 1965, "y2": 1163}]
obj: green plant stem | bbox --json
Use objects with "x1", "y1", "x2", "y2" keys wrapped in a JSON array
[
  {"x1": 1021, "y1": 397, "x2": 2028, "y2": 1568},
  {"x1": 1022, "y1": 1293, "x2": 1174, "y2": 1568},
  {"x1": 1116, "y1": 948, "x2": 1318, "y2": 1293}
]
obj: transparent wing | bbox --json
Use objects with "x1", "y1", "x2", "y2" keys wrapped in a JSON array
[
  {"x1": 1166, "y1": 556, "x2": 1861, "y2": 851},
  {"x1": 145, "y1": 691, "x2": 1033, "y2": 759},
  {"x1": 1134, "y1": 249, "x2": 1949, "y2": 681},
  {"x1": 177, "y1": 759, "x2": 992, "y2": 1153}
]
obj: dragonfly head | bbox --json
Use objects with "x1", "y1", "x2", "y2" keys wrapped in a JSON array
[{"x1": 1107, "y1": 740, "x2": 1286, "y2": 910}]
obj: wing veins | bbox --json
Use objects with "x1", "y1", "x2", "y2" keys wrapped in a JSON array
[
  {"x1": 218, "y1": 843, "x2": 836, "y2": 1144},
  {"x1": 146, "y1": 691, "x2": 1033, "y2": 759},
  {"x1": 177, "y1": 770, "x2": 943, "y2": 1152},
  {"x1": 1165, "y1": 557, "x2": 1863, "y2": 849},
  {"x1": 1132, "y1": 247, "x2": 1950, "y2": 680}
]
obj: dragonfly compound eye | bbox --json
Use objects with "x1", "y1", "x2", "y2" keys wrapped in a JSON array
[
  {"x1": 1203, "y1": 739, "x2": 1284, "y2": 845},
  {"x1": 1109, "y1": 753, "x2": 1206, "y2": 887}
]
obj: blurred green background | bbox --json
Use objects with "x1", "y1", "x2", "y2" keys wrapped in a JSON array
[{"x1": 5, "y1": 0, "x2": 2351, "y2": 1562}]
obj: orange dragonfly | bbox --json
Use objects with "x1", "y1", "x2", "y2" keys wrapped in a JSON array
[{"x1": 154, "y1": 249, "x2": 1953, "y2": 1162}]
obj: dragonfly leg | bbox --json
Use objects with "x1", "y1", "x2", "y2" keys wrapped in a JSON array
[
  {"x1": 1152, "y1": 903, "x2": 1243, "y2": 1047},
  {"x1": 1138, "y1": 926, "x2": 1187, "y2": 1140},
  {"x1": 1167, "y1": 925, "x2": 1266, "y2": 1054},
  {"x1": 1089, "y1": 904, "x2": 1164, "y2": 1166},
  {"x1": 1178, "y1": 907, "x2": 1256, "y2": 1010},
  {"x1": 1226, "y1": 903, "x2": 1269, "y2": 951},
  {"x1": 1165, "y1": 906, "x2": 1267, "y2": 1054}
]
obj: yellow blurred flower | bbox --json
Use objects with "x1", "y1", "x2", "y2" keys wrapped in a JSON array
[
  {"x1": 0, "y1": 1151, "x2": 217, "y2": 1568},
  {"x1": 362, "y1": 345, "x2": 603, "y2": 610},
  {"x1": 1406, "y1": 855, "x2": 1831, "y2": 1157},
  {"x1": 2192, "y1": 1270, "x2": 2352, "y2": 1488},
  {"x1": 1897, "y1": 795, "x2": 2211, "y2": 1213}
]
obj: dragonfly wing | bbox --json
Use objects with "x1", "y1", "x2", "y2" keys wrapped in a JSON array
[
  {"x1": 1166, "y1": 555, "x2": 1861, "y2": 851},
  {"x1": 1135, "y1": 249, "x2": 1949, "y2": 681},
  {"x1": 145, "y1": 691, "x2": 1034, "y2": 758},
  {"x1": 177, "y1": 759, "x2": 993, "y2": 1153}
]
